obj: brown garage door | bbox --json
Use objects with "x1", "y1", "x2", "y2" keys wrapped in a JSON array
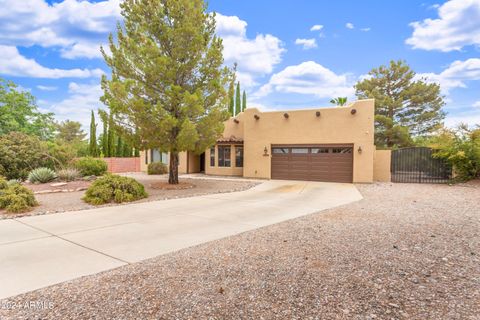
[{"x1": 271, "y1": 144, "x2": 353, "y2": 183}]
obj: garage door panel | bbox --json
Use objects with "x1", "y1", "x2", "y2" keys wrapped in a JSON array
[{"x1": 271, "y1": 144, "x2": 353, "y2": 183}]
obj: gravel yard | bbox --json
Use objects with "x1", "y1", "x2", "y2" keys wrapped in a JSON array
[
  {"x1": 0, "y1": 177, "x2": 258, "y2": 219},
  {"x1": 1, "y1": 181, "x2": 479, "y2": 319}
]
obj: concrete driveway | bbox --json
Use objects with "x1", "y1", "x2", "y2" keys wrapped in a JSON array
[{"x1": 0, "y1": 180, "x2": 362, "y2": 299}]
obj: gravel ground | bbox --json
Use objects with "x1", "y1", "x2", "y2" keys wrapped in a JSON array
[
  {"x1": 1, "y1": 181, "x2": 479, "y2": 319},
  {"x1": 0, "y1": 178, "x2": 258, "y2": 219}
]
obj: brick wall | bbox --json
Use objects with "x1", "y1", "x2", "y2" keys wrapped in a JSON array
[{"x1": 102, "y1": 157, "x2": 141, "y2": 173}]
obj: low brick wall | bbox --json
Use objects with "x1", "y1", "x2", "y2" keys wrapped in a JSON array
[{"x1": 102, "y1": 157, "x2": 141, "y2": 173}]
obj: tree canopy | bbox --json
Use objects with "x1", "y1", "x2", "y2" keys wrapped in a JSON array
[
  {"x1": 0, "y1": 78, "x2": 56, "y2": 140},
  {"x1": 56, "y1": 120, "x2": 86, "y2": 142},
  {"x1": 355, "y1": 60, "x2": 445, "y2": 148},
  {"x1": 101, "y1": 0, "x2": 231, "y2": 183}
]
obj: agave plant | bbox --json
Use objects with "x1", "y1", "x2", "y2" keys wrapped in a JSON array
[
  {"x1": 28, "y1": 167, "x2": 57, "y2": 184},
  {"x1": 56, "y1": 168, "x2": 80, "y2": 182}
]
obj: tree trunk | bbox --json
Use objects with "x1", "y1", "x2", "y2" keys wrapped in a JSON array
[{"x1": 169, "y1": 152, "x2": 179, "y2": 184}]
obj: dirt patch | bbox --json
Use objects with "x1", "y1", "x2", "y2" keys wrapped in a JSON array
[
  {"x1": 0, "y1": 177, "x2": 258, "y2": 219},
  {"x1": 2, "y1": 181, "x2": 478, "y2": 319},
  {"x1": 26, "y1": 180, "x2": 91, "y2": 194},
  {"x1": 149, "y1": 181, "x2": 195, "y2": 190}
]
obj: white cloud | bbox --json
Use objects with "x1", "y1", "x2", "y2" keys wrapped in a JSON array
[
  {"x1": 360, "y1": 27, "x2": 371, "y2": 32},
  {"x1": 473, "y1": 101, "x2": 480, "y2": 108},
  {"x1": 0, "y1": 0, "x2": 121, "y2": 59},
  {"x1": 0, "y1": 45, "x2": 104, "y2": 78},
  {"x1": 406, "y1": 0, "x2": 480, "y2": 51},
  {"x1": 416, "y1": 58, "x2": 480, "y2": 94},
  {"x1": 255, "y1": 61, "x2": 354, "y2": 99},
  {"x1": 37, "y1": 85, "x2": 58, "y2": 91},
  {"x1": 295, "y1": 38, "x2": 317, "y2": 49},
  {"x1": 346, "y1": 22, "x2": 355, "y2": 29},
  {"x1": 310, "y1": 24, "x2": 324, "y2": 31},
  {"x1": 49, "y1": 82, "x2": 104, "y2": 127},
  {"x1": 444, "y1": 110, "x2": 480, "y2": 127},
  {"x1": 215, "y1": 13, "x2": 285, "y2": 86}
]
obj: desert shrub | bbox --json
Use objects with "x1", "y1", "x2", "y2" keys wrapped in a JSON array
[
  {"x1": 56, "y1": 168, "x2": 80, "y2": 182},
  {"x1": 147, "y1": 162, "x2": 168, "y2": 175},
  {"x1": 74, "y1": 157, "x2": 108, "y2": 176},
  {"x1": 0, "y1": 132, "x2": 50, "y2": 180},
  {"x1": 83, "y1": 174, "x2": 147, "y2": 205},
  {"x1": 28, "y1": 167, "x2": 57, "y2": 183},
  {"x1": 0, "y1": 177, "x2": 38, "y2": 213},
  {"x1": 430, "y1": 125, "x2": 480, "y2": 181}
]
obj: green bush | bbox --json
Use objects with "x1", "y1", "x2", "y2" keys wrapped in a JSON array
[
  {"x1": 56, "y1": 168, "x2": 80, "y2": 182},
  {"x1": 28, "y1": 167, "x2": 57, "y2": 183},
  {"x1": 147, "y1": 162, "x2": 168, "y2": 175},
  {"x1": 0, "y1": 177, "x2": 38, "y2": 213},
  {"x1": 431, "y1": 125, "x2": 480, "y2": 181},
  {"x1": 74, "y1": 157, "x2": 108, "y2": 176},
  {"x1": 83, "y1": 174, "x2": 148, "y2": 205},
  {"x1": 0, "y1": 132, "x2": 50, "y2": 180}
]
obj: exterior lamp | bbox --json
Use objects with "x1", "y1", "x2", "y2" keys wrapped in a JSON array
[
  {"x1": 358, "y1": 146, "x2": 362, "y2": 154},
  {"x1": 263, "y1": 146, "x2": 269, "y2": 156}
]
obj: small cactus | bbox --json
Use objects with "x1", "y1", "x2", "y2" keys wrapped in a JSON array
[{"x1": 28, "y1": 167, "x2": 57, "y2": 184}]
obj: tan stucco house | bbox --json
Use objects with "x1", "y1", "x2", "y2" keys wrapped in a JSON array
[{"x1": 141, "y1": 99, "x2": 376, "y2": 183}]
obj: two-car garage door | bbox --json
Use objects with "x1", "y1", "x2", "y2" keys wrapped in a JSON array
[{"x1": 271, "y1": 144, "x2": 353, "y2": 183}]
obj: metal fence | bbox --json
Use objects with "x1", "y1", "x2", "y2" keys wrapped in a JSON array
[{"x1": 391, "y1": 147, "x2": 452, "y2": 183}]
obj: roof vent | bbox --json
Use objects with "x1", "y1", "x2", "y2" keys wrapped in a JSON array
[
  {"x1": 254, "y1": 115, "x2": 260, "y2": 120},
  {"x1": 233, "y1": 119, "x2": 239, "y2": 124},
  {"x1": 283, "y1": 113, "x2": 289, "y2": 119},
  {"x1": 316, "y1": 111, "x2": 321, "y2": 117},
  {"x1": 351, "y1": 109, "x2": 357, "y2": 115}
]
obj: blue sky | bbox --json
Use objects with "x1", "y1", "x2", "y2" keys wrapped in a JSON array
[{"x1": 0, "y1": 0, "x2": 479, "y2": 128}]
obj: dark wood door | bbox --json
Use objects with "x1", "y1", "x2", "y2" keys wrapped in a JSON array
[{"x1": 271, "y1": 145, "x2": 353, "y2": 183}]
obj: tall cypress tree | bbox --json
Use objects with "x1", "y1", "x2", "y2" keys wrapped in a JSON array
[
  {"x1": 116, "y1": 136, "x2": 123, "y2": 157},
  {"x1": 88, "y1": 110, "x2": 98, "y2": 157},
  {"x1": 235, "y1": 82, "x2": 241, "y2": 115},
  {"x1": 228, "y1": 81, "x2": 235, "y2": 116},
  {"x1": 107, "y1": 113, "x2": 115, "y2": 157},
  {"x1": 102, "y1": 114, "x2": 108, "y2": 156},
  {"x1": 242, "y1": 90, "x2": 246, "y2": 112}
]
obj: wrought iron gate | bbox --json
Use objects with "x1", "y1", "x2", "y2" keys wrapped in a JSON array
[{"x1": 391, "y1": 147, "x2": 452, "y2": 183}]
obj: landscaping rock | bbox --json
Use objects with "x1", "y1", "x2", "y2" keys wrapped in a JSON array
[{"x1": 50, "y1": 182, "x2": 67, "y2": 187}]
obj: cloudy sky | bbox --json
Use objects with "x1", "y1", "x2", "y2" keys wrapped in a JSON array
[{"x1": 0, "y1": 0, "x2": 479, "y2": 128}]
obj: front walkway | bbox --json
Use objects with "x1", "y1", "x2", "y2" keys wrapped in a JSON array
[{"x1": 0, "y1": 180, "x2": 362, "y2": 299}]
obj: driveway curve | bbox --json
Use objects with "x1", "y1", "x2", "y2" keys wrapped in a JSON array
[{"x1": 0, "y1": 180, "x2": 361, "y2": 299}]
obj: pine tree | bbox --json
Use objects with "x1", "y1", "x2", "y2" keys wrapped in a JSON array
[
  {"x1": 355, "y1": 60, "x2": 445, "y2": 148},
  {"x1": 101, "y1": 0, "x2": 231, "y2": 184},
  {"x1": 242, "y1": 90, "x2": 246, "y2": 112},
  {"x1": 235, "y1": 82, "x2": 241, "y2": 115},
  {"x1": 88, "y1": 110, "x2": 98, "y2": 157}
]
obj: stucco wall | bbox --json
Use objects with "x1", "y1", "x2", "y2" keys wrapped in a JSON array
[
  {"x1": 373, "y1": 149, "x2": 391, "y2": 182},
  {"x1": 205, "y1": 144, "x2": 243, "y2": 176},
  {"x1": 242, "y1": 99, "x2": 375, "y2": 183},
  {"x1": 140, "y1": 150, "x2": 148, "y2": 172}
]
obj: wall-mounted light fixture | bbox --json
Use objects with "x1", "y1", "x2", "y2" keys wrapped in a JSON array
[
  {"x1": 358, "y1": 146, "x2": 362, "y2": 154},
  {"x1": 233, "y1": 119, "x2": 239, "y2": 124},
  {"x1": 263, "y1": 146, "x2": 269, "y2": 156},
  {"x1": 351, "y1": 109, "x2": 357, "y2": 115},
  {"x1": 283, "y1": 113, "x2": 289, "y2": 119},
  {"x1": 254, "y1": 114, "x2": 260, "y2": 120},
  {"x1": 316, "y1": 111, "x2": 321, "y2": 117}
]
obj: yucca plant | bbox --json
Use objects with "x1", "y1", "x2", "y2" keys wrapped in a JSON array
[
  {"x1": 28, "y1": 167, "x2": 57, "y2": 184},
  {"x1": 56, "y1": 168, "x2": 80, "y2": 182}
]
